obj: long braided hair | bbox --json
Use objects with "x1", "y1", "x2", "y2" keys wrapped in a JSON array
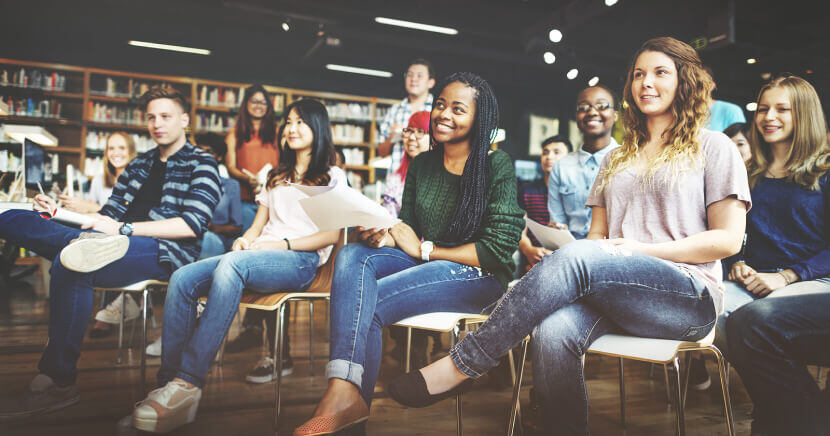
[{"x1": 434, "y1": 72, "x2": 499, "y2": 246}]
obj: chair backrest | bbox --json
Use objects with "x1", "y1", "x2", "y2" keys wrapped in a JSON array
[{"x1": 305, "y1": 228, "x2": 347, "y2": 293}]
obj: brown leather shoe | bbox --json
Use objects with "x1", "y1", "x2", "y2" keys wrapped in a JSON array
[{"x1": 293, "y1": 399, "x2": 369, "y2": 436}]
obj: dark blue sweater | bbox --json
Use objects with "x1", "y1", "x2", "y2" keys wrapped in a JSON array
[{"x1": 734, "y1": 174, "x2": 830, "y2": 281}]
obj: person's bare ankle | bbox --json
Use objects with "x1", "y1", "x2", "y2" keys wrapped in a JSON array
[
  {"x1": 419, "y1": 356, "x2": 469, "y2": 395},
  {"x1": 313, "y1": 379, "x2": 362, "y2": 417}
]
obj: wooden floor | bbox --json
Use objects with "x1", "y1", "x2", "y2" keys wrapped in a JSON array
[{"x1": 0, "y1": 267, "x2": 802, "y2": 436}]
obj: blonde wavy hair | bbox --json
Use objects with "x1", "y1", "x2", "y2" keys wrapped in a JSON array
[
  {"x1": 746, "y1": 75, "x2": 830, "y2": 190},
  {"x1": 597, "y1": 37, "x2": 714, "y2": 192}
]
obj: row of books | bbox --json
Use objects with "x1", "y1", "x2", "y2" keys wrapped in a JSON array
[
  {"x1": 345, "y1": 170, "x2": 364, "y2": 190},
  {"x1": 1, "y1": 96, "x2": 63, "y2": 118},
  {"x1": 85, "y1": 130, "x2": 156, "y2": 154},
  {"x1": 194, "y1": 112, "x2": 236, "y2": 132},
  {"x1": 90, "y1": 77, "x2": 179, "y2": 98},
  {"x1": 325, "y1": 101, "x2": 372, "y2": 122},
  {"x1": 0, "y1": 68, "x2": 67, "y2": 91},
  {"x1": 332, "y1": 124, "x2": 366, "y2": 144},
  {"x1": 88, "y1": 102, "x2": 144, "y2": 125},
  {"x1": 339, "y1": 147, "x2": 367, "y2": 166},
  {"x1": 197, "y1": 85, "x2": 244, "y2": 108}
]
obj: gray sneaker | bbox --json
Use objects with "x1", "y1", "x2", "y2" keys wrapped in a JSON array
[
  {"x1": 0, "y1": 374, "x2": 80, "y2": 421},
  {"x1": 60, "y1": 232, "x2": 129, "y2": 273}
]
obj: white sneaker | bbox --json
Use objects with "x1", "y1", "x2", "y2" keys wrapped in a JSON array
[
  {"x1": 95, "y1": 294, "x2": 140, "y2": 324},
  {"x1": 145, "y1": 338, "x2": 162, "y2": 357},
  {"x1": 60, "y1": 233, "x2": 129, "y2": 273},
  {"x1": 132, "y1": 381, "x2": 201, "y2": 433}
]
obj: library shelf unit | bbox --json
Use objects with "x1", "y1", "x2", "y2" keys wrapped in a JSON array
[{"x1": 1, "y1": 58, "x2": 398, "y2": 186}]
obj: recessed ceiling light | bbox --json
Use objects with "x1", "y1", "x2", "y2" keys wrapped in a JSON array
[
  {"x1": 746, "y1": 102, "x2": 757, "y2": 111},
  {"x1": 761, "y1": 72, "x2": 772, "y2": 80},
  {"x1": 588, "y1": 76, "x2": 599, "y2": 86},
  {"x1": 282, "y1": 21, "x2": 290, "y2": 32},
  {"x1": 746, "y1": 58, "x2": 757, "y2": 64},
  {"x1": 567, "y1": 68, "x2": 578, "y2": 80},
  {"x1": 128, "y1": 40, "x2": 211, "y2": 55},
  {"x1": 806, "y1": 69, "x2": 814, "y2": 74},
  {"x1": 549, "y1": 29, "x2": 563, "y2": 43},
  {"x1": 374, "y1": 17, "x2": 458, "y2": 35},
  {"x1": 605, "y1": 0, "x2": 619, "y2": 5},
  {"x1": 543, "y1": 52, "x2": 556, "y2": 64},
  {"x1": 326, "y1": 64, "x2": 393, "y2": 78}
]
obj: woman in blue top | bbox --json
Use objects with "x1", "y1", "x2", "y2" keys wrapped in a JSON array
[{"x1": 716, "y1": 74, "x2": 830, "y2": 349}]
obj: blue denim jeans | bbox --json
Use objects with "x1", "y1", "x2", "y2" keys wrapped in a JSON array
[
  {"x1": 450, "y1": 240, "x2": 716, "y2": 434},
  {"x1": 727, "y1": 293, "x2": 830, "y2": 436},
  {"x1": 327, "y1": 243, "x2": 503, "y2": 406},
  {"x1": 0, "y1": 210, "x2": 169, "y2": 386},
  {"x1": 198, "y1": 231, "x2": 233, "y2": 259},
  {"x1": 715, "y1": 277, "x2": 830, "y2": 356},
  {"x1": 157, "y1": 249, "x2": 319, "y2": 388}
]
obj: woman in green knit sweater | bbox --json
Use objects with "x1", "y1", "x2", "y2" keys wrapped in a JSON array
[{"x1": 294, "y1": 72, "x2": 524, "y2": 435}]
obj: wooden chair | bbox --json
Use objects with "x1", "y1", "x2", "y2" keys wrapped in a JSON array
[
  {"x1": 234, "y1": 229, "x2": 346, "y2": 431},
  {"x1": 93, "y1": 279, "x2": 168, "y2": 395},
  {"x1": 394, "y1": 312, "x2": 529, "y2": 436}
]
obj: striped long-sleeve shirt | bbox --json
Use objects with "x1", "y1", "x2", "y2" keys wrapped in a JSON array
[{"x1": 100, "y1": 143, "x2": 222, "y2": 271}]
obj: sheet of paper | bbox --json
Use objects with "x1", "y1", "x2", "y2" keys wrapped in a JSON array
[
  {"x1": 52, "y1": 208, "x2": 97, "y2": 227},
  {"x1": 297, "y1": 183, "x2": 399, "y2": 231},
  {"x1": 525, "y1": 217, "x2": 575, "y2": 250}
]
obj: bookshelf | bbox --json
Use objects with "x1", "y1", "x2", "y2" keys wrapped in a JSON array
[{"x1": 0, "y1": 58, "x2": 396, "y2": 186}]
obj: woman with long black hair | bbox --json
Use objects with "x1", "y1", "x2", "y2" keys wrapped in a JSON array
[{"x1": 293, "y1": 72, "x2": 524, "y2": 435}]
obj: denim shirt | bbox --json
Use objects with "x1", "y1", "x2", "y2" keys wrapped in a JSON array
[{"x1": 547, "y1": 138, "x2": 619, "y2": 239}]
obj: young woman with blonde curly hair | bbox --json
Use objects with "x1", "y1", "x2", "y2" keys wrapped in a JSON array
[{"x1": 388, "y1": 36, "x2": 752, "y2": 434}]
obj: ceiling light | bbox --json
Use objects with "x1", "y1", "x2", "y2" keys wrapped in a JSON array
[
  {"x1": 2, "y1": 124, "x2": 58, "y2": 146},
  {"x1": 760, "y1": 72, "x2": 772, "y2": 80},
  {"x1": 567, "y1": 68, "x2": 578, "y2": 80},
  {"x1": 128, "y1": 40, "x2": 211, "y2": 55},
  {"x1": 282, "y1": 21, "x2": 290, "y2": 32},
  {"x1": 543, "y1": 52, "x2": 556, "y2": 64},
  {"x1": 588, "y1": 76, "x2": 599, "y2": 86},
  {"x1": 746, "y1": 58, "x2": 757, "y2": 64},
  {"x1": 806, "y1": 69, "x2": 814, "y2": 74},
  {"x1": 548, "y1": 29, "x2": 563, "y2": 43},
  {"x1": 605, "y1": 0, "x2": 619, "y2": 5},
  {"x1": 374, "y1": 17, "x2": 458, "y2": 35},
  {"x1": 326, "y1": 64, "x2": 393, "y2": 78},
  {"x1": 746, "y1": 102, "x2": 757, "y2": 111}
]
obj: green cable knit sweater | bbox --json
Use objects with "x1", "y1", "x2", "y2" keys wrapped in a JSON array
[{"x1": 399, "y1": 148, "x2": 524, "y2": 288}]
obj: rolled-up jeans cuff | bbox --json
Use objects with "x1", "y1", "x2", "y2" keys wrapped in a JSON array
[
  {"x1": 449, "y1": 333, "x2": 500, "y2": 379},
  {"x1": 326, "y1": 359, "x2": 363, "y2": 388}
]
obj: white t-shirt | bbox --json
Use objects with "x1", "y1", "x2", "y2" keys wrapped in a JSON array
[
  {"x1": 85, "y1": 174, "x2": 113, "y2": 208},
  {"x1": 254, "y1": 166, "x2": 347, "y2": 266}
]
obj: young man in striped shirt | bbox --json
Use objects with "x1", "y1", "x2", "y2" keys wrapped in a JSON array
[{"x1": 0, "y1": 86, "x2": 222, "y2": 420}]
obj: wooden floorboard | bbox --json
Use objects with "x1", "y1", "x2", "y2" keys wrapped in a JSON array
[{"x1": 1, "y1": 268, "x2": 818, "y2": 435}]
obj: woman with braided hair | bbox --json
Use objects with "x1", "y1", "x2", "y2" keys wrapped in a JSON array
[{"x1": 293, "y1": 72, "x2": 524, "y2": 435}]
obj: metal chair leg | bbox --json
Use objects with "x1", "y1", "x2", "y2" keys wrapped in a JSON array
[
  {"x1": 681, "y1": 352, "x2": 692, "y2": 408},
  {"x1": 507, "y1": 347, "x2": 522, "y2": 429},
  {"x1": 117, "y1": 291, "x2": 126, "y2": 364},
  {"x1": 452, "y1": 325, "x2": 462, "y2": 436},
  {"x1": 140, "y1": 288, "x2": 148, "y2": 396},
  {"x1": 710, "y1": 347, "x2": 735, "y2": 436},
  {"x1": 664, "y1": 364, "x2": 672, "y2": 404},
  {"x1": 618, "y1": 357, "x2": 626, "y2": 428},
  {"x1": 669, "y1": 356, "x2": 686, "y2": 436},
  {"x1": 508, "y1": 339, "x2": 529, "y2": 436},
  {"x1": 405, "y1": 327, "x2": 412, "y2": 373},
  {"x1": 273, "y1": 304, "x2": 286, "y2": 431},
  {"x1": 309, "y1": 300, "x2": 314, "y2": 376}
]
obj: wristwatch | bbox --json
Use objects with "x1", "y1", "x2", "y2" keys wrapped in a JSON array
[
  {"x1": 420, "y1": 240, "x2": 434, "y2": 262},
  {"x1": 119, "y1": 222, "x2": 134, "y2": 236}
]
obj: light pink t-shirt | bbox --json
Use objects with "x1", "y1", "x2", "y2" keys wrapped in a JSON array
[
  {"x1": 255, "y1": 166, "x2": 347, "y2": 266},
  {"x1": 586, "y1": 129, "x2": 752, "y2": 313}
]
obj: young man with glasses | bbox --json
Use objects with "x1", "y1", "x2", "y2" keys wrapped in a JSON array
[
  {"x1": 377, "y1": 59, "x2": 436, "y2": 175},
  {"x1": 547, "y1": 85, "x2": 620, "y2": 240},
  {"x1": 0, "y1": 86, "x2": 221, "y2": 420}
]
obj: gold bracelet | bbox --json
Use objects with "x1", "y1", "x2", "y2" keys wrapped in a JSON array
[{"x1": 778, "y1": 271, "x2": 791, "y2": 285}]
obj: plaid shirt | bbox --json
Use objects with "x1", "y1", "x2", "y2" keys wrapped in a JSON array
[
  {"x1": 100, "y1": 143, "x2": 222, "y2": 271},
  {"x1": 378, "y1": 94, "x2": 433, "y2": 174}
]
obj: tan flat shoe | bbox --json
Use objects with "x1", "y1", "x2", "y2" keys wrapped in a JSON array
[{"x1": 293, "y1": 398, "x2": 369, "y2": 436}]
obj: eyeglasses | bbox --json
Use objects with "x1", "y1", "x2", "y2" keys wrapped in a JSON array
[
  {"x1": 248, "y1": 99, "x2": 270, "y2": 107},
  {"x1": 576, "y1": 101, "x2": 613, "y2": 113},
  {"x1": 402, "y1": 127, "x2": 427, "y2": 138}
]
